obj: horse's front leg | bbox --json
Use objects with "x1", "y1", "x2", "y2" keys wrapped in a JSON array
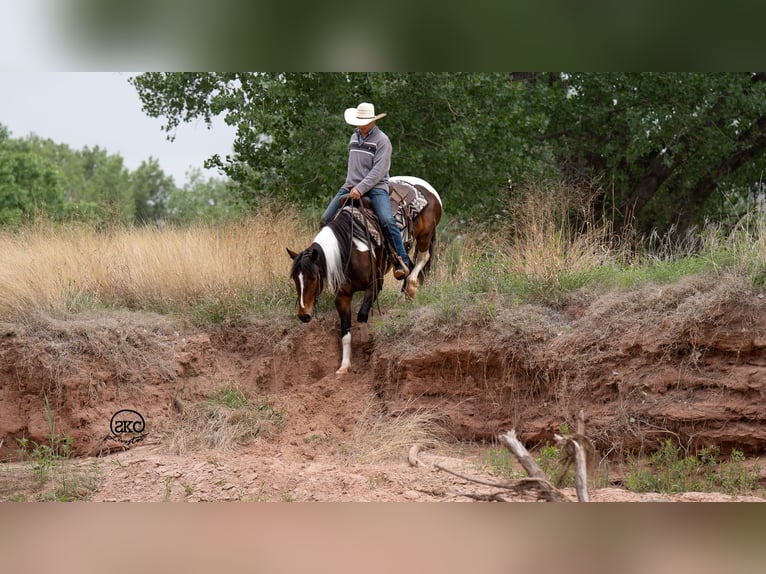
[
  {"x1": 357, "y1": 274, "x2": 383, "y2": 344},
  {"x1": 335, "y1": 293, "x2": 353, "y2": 374}
]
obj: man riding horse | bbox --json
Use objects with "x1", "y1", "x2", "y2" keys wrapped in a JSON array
[{"x1": 319, "y1": 102, "x2": 414, "y2": 281}]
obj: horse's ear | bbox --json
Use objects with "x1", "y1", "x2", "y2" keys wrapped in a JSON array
[
  {"x1": 309, "y1": 247, "x2": 319, "y2": 263},
  {"x1": 286, "y1": 248, "x2": 299, "y2": 260}
]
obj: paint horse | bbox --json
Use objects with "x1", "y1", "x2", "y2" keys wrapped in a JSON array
[{"x1": 287, "y1": 176, "x2": 442, "y2": 374}]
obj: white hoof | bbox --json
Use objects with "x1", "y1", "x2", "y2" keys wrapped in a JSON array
[{"x1": 336, "y1": 365, "x2": 349, "y2": 374}]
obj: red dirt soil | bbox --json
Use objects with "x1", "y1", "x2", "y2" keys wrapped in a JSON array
[{"x1": 2, "y1": 276, "x2": 766, "y2": 501}]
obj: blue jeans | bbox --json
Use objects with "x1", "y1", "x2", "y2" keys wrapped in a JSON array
[{"x1": 320, "y1": 187, "x2": 412, "y2": 269}]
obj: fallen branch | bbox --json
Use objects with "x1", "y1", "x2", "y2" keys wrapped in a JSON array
[
  {"x1": 408, "y1": 443, "x2": 424, "y2": 467},
  {"x1": 497, "y1": 430, "x2": 546, "y2": 479},
  {"x1": 552, "y1": 411, "x2": 596, "y2": 502},
  {"x1": 454, "y1": 492, "x2": 509, "y2": 502},
  {"x1": 433, "y1": 462, "x2": 517, "y2": 489},
  {"x1": 433, "y1": 459, "x2": 569, "y2": 502},
  {"x1": 555, "y1": 434, "x2": 590, "y2": 502},
  {"x1": 423, "y1": 423, "x2": 594, "y2": 503}
]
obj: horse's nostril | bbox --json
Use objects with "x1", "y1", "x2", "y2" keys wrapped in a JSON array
[{"x1": 299, "y1": 314, "x2": 311, "y2": 323}]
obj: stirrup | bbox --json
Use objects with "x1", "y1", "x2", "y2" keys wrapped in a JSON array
[{"x1": 393, "y1": 262, "x2": 409, "y2": 280}]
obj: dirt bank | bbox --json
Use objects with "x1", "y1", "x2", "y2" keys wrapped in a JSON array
[{"x1": 2, "y1": 273, "x2": 766, "y2": 501}]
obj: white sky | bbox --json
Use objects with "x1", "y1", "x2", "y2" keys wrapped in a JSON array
[{"x1": 0, "y1": 72, "x2": 236, "y2": 185}]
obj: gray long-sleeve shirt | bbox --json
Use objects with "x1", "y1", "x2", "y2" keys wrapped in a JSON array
[{"x1": 343, "y1": 125, "x2": 391, "y2": 194}]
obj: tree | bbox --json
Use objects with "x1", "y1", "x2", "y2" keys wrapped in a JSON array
[
  {"x1": 132, "y1": 72, "x2": 766, "y2": 235},
  {"x1": 0, "y1": 128, "x2": 67, "y2": 224},
  {"x1": 78, "y1": 146, "x2": 134, "y2": 226},
  {"x1": 163, "y1": 168, "x2": 246, "y2": 224},
  {"x1": 130, "y1": 73, "x2": 551, "y2": 219},
  {"x1": 22, "y1": 135, "x2": 137, "y2": 226},
  {"x1": 131, "y1": 157, "x2": 177, "y2": 223},
  {"x1": 537, "y1": 72, "x2": 766, "y2": 235}
]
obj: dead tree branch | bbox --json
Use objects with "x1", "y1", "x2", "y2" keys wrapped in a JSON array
[
  {"x1": 422, "y1": 418, "x2": 596, "y2": 503},
  {"x1": 433, "y1": 462, "x2": 569, "y2": 502},
  {"x1": 497, "y1": 430, "x2": 547, "y2": 479}
]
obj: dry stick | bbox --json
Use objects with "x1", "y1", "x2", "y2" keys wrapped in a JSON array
[
  {"x1": 552, "y1": 409, "x2": 592, "y2": 502},
  {"x1": 408, "y1": 443, "x2": 423, "y2": 468},
  {"x1": 555, "y1": 435, "x2": 590, "y2": 502},
  {"x1": 497, "y1": 430, "x2": 546, "y2": 479},
  {"x1": 497, "y1": 430, "x2": 571, "y2": 502},
  {"x1": 432, "y1": 462, "x2": 562, "y2": 501},
  {"x1": 454, "y1": 492, "x2": 508, "y2": 502},
  {"x1": 574, "y1": 409, "x2": 590, "y2": 502},
  {"x1": 432, "y1": 462, "x2": 517, "y2": 489},
  {"x1": 571, "y1": 439, "x2": 590, "y2": 502}
]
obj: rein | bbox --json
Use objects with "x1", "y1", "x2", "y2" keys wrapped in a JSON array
[
  {"x1": 341, "y1": 198, "x2": 383, "y2": 317},
  {"x1": 356, "y1": 202, "x2": 383, "y2": 317}
]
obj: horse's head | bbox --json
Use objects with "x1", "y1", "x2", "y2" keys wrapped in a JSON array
[{"x1": 287, "y1": 246, "x2": 323, "y2": 323}]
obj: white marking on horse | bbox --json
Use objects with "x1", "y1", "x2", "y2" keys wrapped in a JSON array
[
  {"x1": 298, "y1": 271, "x2": 305, "y2": 309},
  {"x1": 337, "y1": 332, "x2": 352, "y2": 374}
]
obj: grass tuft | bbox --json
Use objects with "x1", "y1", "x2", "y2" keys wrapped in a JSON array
[
  {"x1": 344, "y1": 401, "x2": 450, "y2": 465},
  {"x1": 165, "y1": 384, "x2": 285, "y2": 455},
  {"x1": 2, "y1": 397, "x2": 102, "y2": 501},
  {"x1": 622, "y1": 439, "x2": 761, "y2": 495}
]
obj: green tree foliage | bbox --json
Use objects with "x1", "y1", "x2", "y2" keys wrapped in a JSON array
[
  {"x1": 18, "y1": 135, "x2": 136, "y2": 225},
  {"x1": 130, "y1": 73, "x2": 552, "y2": 219},
  {"x1": 0, "y1": 127, "x2": 67, "y2": 224},
  {"x1": 131, "y1": 157, "x2": 176, "y2": 223},
  {"x1": 0, "y1": 126, "x2": 184, "y2": 227},
  {"x1": 76, "y1": 146, "x2": 134, "y2": 225},
  {"x1": 132, "y1": 72, "x2": 766, "y2": 235},
  {"x1": 534, "y1": 72, "x2": 766, "y2": 235},
  {"x1": 164, "y1": 168, "x2": 246, "y2": 224}
]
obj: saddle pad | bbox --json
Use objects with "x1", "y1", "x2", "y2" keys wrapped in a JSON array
[
  {"x1": 392, "y1": 186, "x2": 427, "y2": 250},
  {"x1": 389, "y1": 180, "x2": 428, "y2": 220},
  {"x1": 343, "y1": 206, "x2": 383, "y2": 247}
]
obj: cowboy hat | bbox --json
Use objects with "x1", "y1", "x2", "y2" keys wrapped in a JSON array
[{"x1": 344, "y1": 102, "x2": 387, "y2": 126}]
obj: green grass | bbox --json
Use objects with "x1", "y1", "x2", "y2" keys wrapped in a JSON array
[
  {"x1": 165, "y1": 384, "x2": 286, "y2": 455},
  {"x1": 481, "y1": 445, "x2": 522, "y2": 480},
  {"x1": 207, "y1": 385, "x2": 252, "y2": 409},
  {"x1": 481, "y1": 437, "x2": 761, "y2": 497},
  {"x1": 7, "y1": 396, "x2": 102, "y2": 501},
  {"x1": 622, "y1": 439, "x2": 761, "y2": 495}
]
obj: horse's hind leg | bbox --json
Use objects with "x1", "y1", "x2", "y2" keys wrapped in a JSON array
[{"x1": 404, "y1": 236, "x2": 434, "y2": 299}]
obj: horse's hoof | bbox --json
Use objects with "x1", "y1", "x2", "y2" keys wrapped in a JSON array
[
  {"x1": 336, "y1": 366, "x2": 349, "y2": 374},
  {"x1": 405, "y1": 283, "x2": 418, "y2": 299}
]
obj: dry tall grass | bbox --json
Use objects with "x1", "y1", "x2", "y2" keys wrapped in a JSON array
[
  {"x1": 164, "y1": 386, "x2": 285, "y2": 455},
  {"x1": 501, "y1": 180, "x2": 616, "y2": 283},
  {"x1": 0, "y1": 210, "x2": 314, "y2": 320},
  {"x1": 344, "y1": 401, "x2": 449, "y2": 464}
]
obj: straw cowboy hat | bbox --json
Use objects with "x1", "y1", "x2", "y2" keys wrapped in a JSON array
[{"x1": 344, "y1": 102, "x2": 387, "y2": 126}]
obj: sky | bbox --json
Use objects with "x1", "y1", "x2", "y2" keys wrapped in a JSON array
[{"x1": 0, "y1": 72, "x2": 237, "y2": 185}]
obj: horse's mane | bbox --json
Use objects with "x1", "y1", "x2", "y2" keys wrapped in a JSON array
[{"x1": 312, "y1": 209, "x2": 355, "y2": 293}]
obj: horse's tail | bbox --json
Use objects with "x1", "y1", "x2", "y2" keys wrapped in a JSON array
[{"x1": 423, "y1": 229, "x2": 438, "y2": 277}]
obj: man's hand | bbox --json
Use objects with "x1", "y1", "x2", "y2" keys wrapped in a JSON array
[{"x1": 349, "y1": 188, "x2": 362, "y2": 200}]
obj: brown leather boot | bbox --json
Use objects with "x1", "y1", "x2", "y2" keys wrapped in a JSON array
[{"x1": 393, "y1": 261, "x2": 409, "y2": 280}]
